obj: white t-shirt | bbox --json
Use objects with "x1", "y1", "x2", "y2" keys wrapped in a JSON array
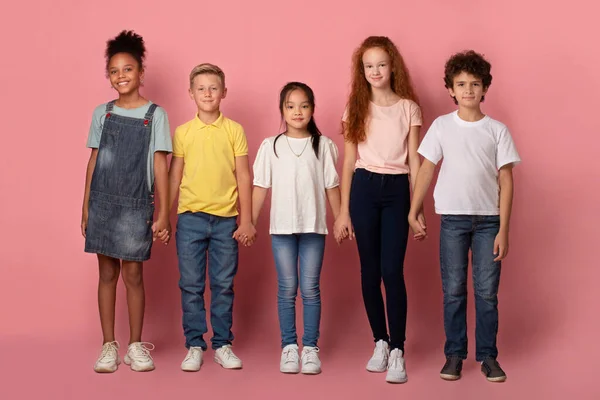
[
  {"x1": 418, "y1": 111, "x2": 521, "y2": 215},
  {"x1": 253, "y1": 134, "x2": 340, "y2": 234}
]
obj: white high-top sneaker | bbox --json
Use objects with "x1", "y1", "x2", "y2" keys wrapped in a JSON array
[
  {"x1": 385, "y1": 348, "x2": 407, "y2": 383},
  {"x1": 366, "y1": 340, "x2": 389, "y2": 372}
]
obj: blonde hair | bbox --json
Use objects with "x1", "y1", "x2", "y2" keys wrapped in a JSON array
[{"x1": 189, "y1": 63, "x2": 226, "y2": 88}]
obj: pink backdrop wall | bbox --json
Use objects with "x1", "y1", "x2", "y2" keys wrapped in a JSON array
[{"x1": 1, "y1": 0, "x2": 598, "y2": 398}]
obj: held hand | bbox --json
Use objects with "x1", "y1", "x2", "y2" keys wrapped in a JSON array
[
  {"x1": 152, "y1": 217, "x2": 171, "y2": 245},
  {"x1": 493, "y1": 230, "x2": 509, "y2": 262},
  {"x1": 334, "y1": 213, "x2": 354, "y2": 244},
  {"x1": 233, "y1": 222, "x2": 257, "y2": 247},
  {"x1": 408, "y1": 210, "x2": 427, "y2": 241}
]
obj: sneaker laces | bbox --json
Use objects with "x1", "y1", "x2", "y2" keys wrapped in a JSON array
[
  {"x1": 282, "y1": 347, "x2": 299, "y2": 364},
  {"x1": 129, "y1": 342, "x2": 155, "y2": 362},
  {"x1": 218, "y1": 345, "x2": 238, "y2": 361},
  {"x1": 99, "y1": 341, "x2": 119, "y2": 362},
  {"x1": 184, "y1": 347, "x2": 202, "y2": 362},
  {"x1": 373, "y1": 341, "x2": 387, "y2": 359},
  {"x1": 388, "y1": 349, "x2": 405, "y2": 371},
  {"x1": 302, "y1": 347, "x2": 320, "y2": 365}
]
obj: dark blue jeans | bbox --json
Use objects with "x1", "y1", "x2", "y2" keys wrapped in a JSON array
[
  {"x1": 349, "y1": 169, "x2": 410, "y2": 351},
  {"x1": 440, "y1": 215, "x2": 502, "y2": 361},
  {"x1": 176, "y1": 211, "x2": 238, "y2": 350}
]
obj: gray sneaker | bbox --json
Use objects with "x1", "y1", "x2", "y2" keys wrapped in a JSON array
[
  {"x1": 481, "y1": 357, "x2": 507, "y2": 382},
  {"x1": 440, "y1": 357, "x2": 462, "y2": 381}
]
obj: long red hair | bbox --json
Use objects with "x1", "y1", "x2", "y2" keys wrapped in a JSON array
[{"x1": 344, "y1": 36, "x2": 420, "y2": 144}]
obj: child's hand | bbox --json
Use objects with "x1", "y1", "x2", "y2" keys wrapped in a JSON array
[
  {"x1": 334, "y1": 213, "x2": 354, "y2": 244},
  {"x1": 81, "y1": 208, "x2": 88, "y2": 238},
  {"x1": 233, "y1": 222, "x2": 257, "y2": 247},
  {"x1": 152, "y1": 217, "x2": 171, "y2": 245},
  {"x1": 408, "y1": 210, "x2": 427, "y2": 240},
  {"x1": 493, "y1": 229, "x2": 509, "y2": 261}
]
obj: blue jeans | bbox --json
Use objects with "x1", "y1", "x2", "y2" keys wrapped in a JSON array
[
  {"x1": 271, "y1": 234, "x2": 326, "y2": 348},
  {"x1": 440, "y1": 215, "x2": 502, "y2": 361},
  {"x1": 176, "y1": 211, "x2": 238, "y2": 350}
]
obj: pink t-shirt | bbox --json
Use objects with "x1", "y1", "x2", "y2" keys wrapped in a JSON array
[{"x1": 343, "y1": 99, "x2": 422, "y2": 174}]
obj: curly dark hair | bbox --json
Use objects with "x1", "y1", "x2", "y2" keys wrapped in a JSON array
[
  {"x1": 444, "y1": 50, "x2": 492, "y2": 104},
  {"x1": 105, "y1": 30, "x2": 146, "y2": 71}
]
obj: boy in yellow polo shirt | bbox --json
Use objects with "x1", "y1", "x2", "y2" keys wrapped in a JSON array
[{"x1": 168, "y1": 63, "x2": 255, "y2": 371}]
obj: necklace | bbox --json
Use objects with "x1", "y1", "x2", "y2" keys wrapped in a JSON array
[{"x1": 285, "y1": 135, "x2": 310, "y2": 158}]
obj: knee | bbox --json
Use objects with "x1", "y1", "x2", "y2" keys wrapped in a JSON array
[
  {"x1": 278, "y1": 279, "x2": 298, "y2": 300},
  {"x1": 99, "y1": 265, "x2": 119, "y2": 285},
  {"x1": 443, "y1": 276, "x2": 467, "y2": 297},
  {"x1": 300, "y1": 282, "x2": 320, "y2": 301},
  {"x1": 122, "y1": 267, "x2": 143, "y2": 288}
]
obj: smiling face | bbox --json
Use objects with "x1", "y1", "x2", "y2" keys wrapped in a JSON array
[
  {"x1": 107, "y1": 52, "x2": 144, "y2": 95},
  {"x1": 189, "y1": 73, "x2": 226, "y2": 113},
  {"x1": 448, "y1": 71, "x2": 488, "y2": 109},
  {"x1": 282, "y1": 88, "x2": 313, "y2": 131},
  {"x1": 362, "y1": 46, "x2": 392, "y2": 90}
]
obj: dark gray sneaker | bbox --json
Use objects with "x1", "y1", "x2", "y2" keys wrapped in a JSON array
[
  {"x1": 481, "y1": 357, "x2": 507, "y2": 382},
  {"x1": 440, "y1": 357, "x2": 462, "y2": 380}
]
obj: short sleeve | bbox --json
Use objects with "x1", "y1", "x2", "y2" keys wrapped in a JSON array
[
  {"x1": 323, "y1": 139, "x2": 340, "y2": 189},
  {"x1": 233, "y1": 125, "x2": 249, "y2": 157},
  {"x1": 496, "y1": 127, "x2": 521, "y2": 169},
  {"x1": 253, "y1": 139, "x2": 272, "y2": 188},
  {"x1": 86, "y1": 105, "x2": 105, "y2": 148},
  {"x1": 410, "y1": 101, "x2": 423, "y2": 126},
  {"x1": 417, "y1": 119, "x2": 443, "y2": 165},
  {"x1": 172, "y1": 126, "x2": 185, "y2": 158},
  {"x1": 152, "y1": 107, "x2": 173, "y2": 153}
]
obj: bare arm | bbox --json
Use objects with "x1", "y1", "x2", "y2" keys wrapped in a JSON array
[
  {"x1": 326, "y1": 187, "x2": 342, "y2": 220},
  {"x1": 251, "y1": 186, "x2": 268, "y2": 226},
  {"x1": 339, "y1": 136, "x2": 357, "y2": 215},
  {"x1": 154, "y1": 152, "x2": 169, "y2": 221},
  {"x1": 81, "y1": 148, "x2": 98, "y2": 237},
  {"x1": 494, "y1": 165, "x2": 514, "y2": 261},
  {"x1": 407, "y1": 159, "x2": 436, "y2": 239},
  {"x1": 234, "y1": 155, "x2": 256, "y2": 244},
  {"x1": 407, "y1": 125, "x2": 421, "y2": 191},
  {"x1": 168, "y1": 156, "x2": 184, "y2": 212}
]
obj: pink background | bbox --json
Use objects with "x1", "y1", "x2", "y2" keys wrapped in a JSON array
[{"x1": 1, "y1": 0, "x2": 598, "y2": 398}]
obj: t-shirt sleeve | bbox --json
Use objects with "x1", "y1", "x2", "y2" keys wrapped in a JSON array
[
  {"x1": 253, "y1": 139, "x2": 272, "y2": 188},
  {"x1": 323, "y1": 139, "x2": 340, "y2": 189},
  {"x1": 152, "y1": 107, "x2": 173, "y2": 153},
  {"x1": 172, "y1": 126, "x2": 185, "y2": 158},
  {"x1": 417, "y1": 120, "x2": 443, "y2": 165},
  {"x1": 233, "y1": 125, "x2": 249, "y2": 157},
  {"x1": 496, "y1": 127, "x2": 521, "y2": 169},
  {"x1": 86, "y1": 105, "x2": 105, "y2": 149},
  {"x1": 410, "y1": 101, "x2": 423, "y2": 126}
]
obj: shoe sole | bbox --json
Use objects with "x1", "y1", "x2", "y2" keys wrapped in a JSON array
[
  {"x1": 481, "y1": 370, "x2": 507, "y2": 382},
  {"x1": 386, "y1": 376, "x2": 408, "y2": 384},
  {"x1": 94, "y1": 359, "x2": 120, "y2": 373},
  {"x1": 181, "y1": 360, "x2": 203, "y2": 372},
  {"x1": 280, "y1": 366, "x2": 300, "y2": 374},
  {"x1": 301, "y1": 369, "x2": 321, "y2": 375},
  {"x1": 124, "y1": 356, "x2": 155, "y2": 372},
  {"x1": 440, "y1": 373, "x2": 461, "y2": 381},
  {"x1": 366, "y1": 366, "x2": 387, "y2": 373},
  {"x1": 214, "y1": 358, "x2": 242, "y2": 369}
]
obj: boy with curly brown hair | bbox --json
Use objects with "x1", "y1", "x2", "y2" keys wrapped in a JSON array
[{"x1": 408, "y1": 50, "x2": 521, "y2": 382}]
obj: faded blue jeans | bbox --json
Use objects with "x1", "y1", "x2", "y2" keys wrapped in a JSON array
[
  {"x1": 440, "y1": 215, "x2": 502, "y2": 361},
  {"x1": 176, "y1": 211, "x2": 238, "y2": 350},
  {"x1": 271, "y1": 233, "x2": 326, "y2": 348}
]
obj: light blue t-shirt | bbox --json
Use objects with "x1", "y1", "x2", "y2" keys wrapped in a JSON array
[{"x1": 86, "y1": 101, "x2": 173, "y2": 190}]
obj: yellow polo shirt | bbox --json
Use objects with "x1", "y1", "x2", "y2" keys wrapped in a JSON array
[{"x1": 173, "y1": 113, "x2": 248, "y2": 217}]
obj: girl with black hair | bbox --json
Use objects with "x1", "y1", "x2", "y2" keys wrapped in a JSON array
[
  {"x1": 81, "y1": 30, "x2": 172, "y2": 373},
  {"x1": 251, "y1": 82, "x2": 341, "y2": 375}
]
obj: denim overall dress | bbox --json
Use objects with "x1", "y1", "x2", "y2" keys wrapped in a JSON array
[{"x1": 84, "y1": 100, "x2": 157, "y2": 261}]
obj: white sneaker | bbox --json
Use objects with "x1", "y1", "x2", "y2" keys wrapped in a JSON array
[
  {"x1": 214, "y1": 345, "x2": 242, "y2": 369},
  {"x1": 280, "y1": 344, "x2": 300, "y2": 374},
  {"x1": 124, "y1": 342, "x2": 155, "y2": 372},
  {"x1": 181, "y1": 347, "x2": 204, "y2": 372},
  {"x1": 386, "y1": 349, "x2": 407, "y2": 383},
  {"x1": 301, "y1": 346, "x2": 321, "y2": 375},
  {"x1": 366, "y1": 340, "x2": 390, "y2": 372},
  {"x1": 94, "y1": 341, "x2": 120, "y2": 373}
]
